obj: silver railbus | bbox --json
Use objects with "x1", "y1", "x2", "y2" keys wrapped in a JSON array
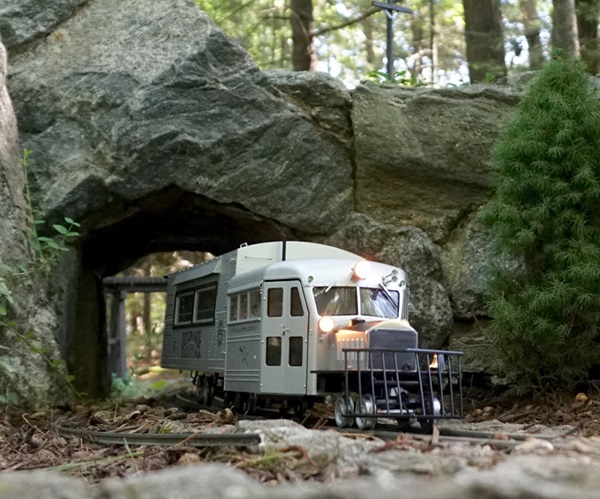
[{"x1": 161, "y1": 241, "x2": 463, "y2": 430}]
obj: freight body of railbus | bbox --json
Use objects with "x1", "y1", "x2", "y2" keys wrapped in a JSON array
[{"x1": 161, "y1": 241, "x2": 463, "y2": 430}]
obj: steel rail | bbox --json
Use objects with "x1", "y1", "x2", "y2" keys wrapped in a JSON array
[
  {"x1": 117, "y1": 389, "x2": 581, "y2": 450},
  {"x1": 52, "y1": 421, "x2": 261, "y2": 448},
  {"x1": 437, "y1": 426, "x2": 573, "y2": 442},
  {"x1": 337, "y1": 425, "x2": 578, "y2": 449}
]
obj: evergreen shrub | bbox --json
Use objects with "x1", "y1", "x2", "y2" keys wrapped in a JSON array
[{"x1": 480, "y1": 55, "x2": 600, "y2": 393}]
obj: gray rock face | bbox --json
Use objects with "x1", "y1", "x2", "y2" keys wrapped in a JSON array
[
  {"x1": 264, "y1": 69, "x2": 353, "y2": 148},
  {"x1": 320, "y1": 213, "x2": 453, "y2": 347},
  {"x1": 0, "y1": 0, "x2": 88, "y2": 50},
  {"x1": 352, "y1": 83, "x2": 519, "y2": 244},
  {"x1": 8, "y1": 0, "x2": 353, "y2": 240},
  {"x1": 442, "y1": 211, "x2": 493, "y2": 320},
  {"x1": 442, "y1": 208, "x2": 525, "y2": 320},
  {"x1": 0, "y1": 40, "x2": 22, "y2": 240},
  {"x1": 0, "y1": 37, "x2": 68, "y2": 408},
  {"x1": 5, "y1": 0, "x2": 354, "y2": 394}
]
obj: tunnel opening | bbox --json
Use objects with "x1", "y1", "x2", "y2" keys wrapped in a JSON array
[
  {"x1": 103, "y1": 251, "x2": 210, "y2": 398},
  {"x1": 68, "y1": 186, "x2": 292, "y2": 397}
]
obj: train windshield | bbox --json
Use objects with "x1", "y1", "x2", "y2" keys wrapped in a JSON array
[
  {"x1": 360, "y1": 287, "x2": 399, "y2": 318},
  {"x1": 313, "y1": 287, "x2": 358, "y2": 316},
  {"x1": 313, "y1": 286, "x2": 399, "y2": 318}
]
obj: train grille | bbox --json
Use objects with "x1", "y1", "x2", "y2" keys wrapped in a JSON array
[
  {"x1": 368, "y1": 328, "x2": 417, "y2": 371},
  {"x1": 336, "y1": 337, "x2": 365, "y2": 362}
]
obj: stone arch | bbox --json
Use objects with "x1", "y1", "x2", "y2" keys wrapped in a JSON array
[
  {"x1": 69, "y1": 188, "x2": 294, "y2": 396},
  {"x1": 4, "y1": 0, "x2": 353, "y2": 397}
]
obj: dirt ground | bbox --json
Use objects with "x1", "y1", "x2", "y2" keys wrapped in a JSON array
[{"x1": 1, "y1": 385, "x2": 600, "y2": 485}]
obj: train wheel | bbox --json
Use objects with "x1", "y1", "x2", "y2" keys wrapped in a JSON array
[
  {"x1": 197, "y1": 376, "x2": 214, "y2": 407},
  {"x1": 334, "y1": 396, "x2": 354, "y2": 428},
  {"x1": 419, "y1": 395, "x2": 441, "y2": 432},
  {"x1": 396, "y1": 418, "x2": 413, "y2": 431},
  {"x1": 233, "y1": 392, "x2": 250, "y2": 414},
  {"x1": 247, "y1": 393, "x2": 257, "y2": 414},
  {"x1": 294, "y1": 399, "x2": 309, "y2": 417},
  {"x1": 355, "y1": 394, "x2": 376, "y2": 431}
]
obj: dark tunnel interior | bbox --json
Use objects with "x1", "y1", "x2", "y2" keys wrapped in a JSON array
[
  {"x1": 81, "y1": 186, "x2": 292, "y2": 277},
  {"x1": 69, "y1": 186, "x2": 295, "y2": 397}
]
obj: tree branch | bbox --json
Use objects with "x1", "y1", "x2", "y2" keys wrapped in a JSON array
[{"x1": 314, "y1": 7, "x2": 379, "y2": 37}]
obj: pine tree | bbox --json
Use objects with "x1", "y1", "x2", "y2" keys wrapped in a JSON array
[{"x1": 480, "y1": 55, "x2": 600, "y2": 393}]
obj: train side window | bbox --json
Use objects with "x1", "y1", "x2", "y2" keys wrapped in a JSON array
[
  {"x1": 239, "y1": 293, "x2": 248, "y2": 320},
  {"x1": 249, "y1": 290, "x2": 261, "y2": 318},
  {"x1": 290, "y1": 287, "x2": 304, "y2": 317},
  {"x1": 267, "y1": 288, "x2": 283, "y2": 317},
  {"x1": 266, "y1": 337, "x2": 281, "y2": 366},
  {"x1": 229, "y1": 295, "x2": 238, "y2": 322},
  {"x1": 289, "y1": 336, "x2": 303, "y2": 366},
  {"x1": 194, "y1": 285, "x2": 217, "y2": 323},
  {"x1": 175, "y1": 292, "x2": 194, "y2": 325}
]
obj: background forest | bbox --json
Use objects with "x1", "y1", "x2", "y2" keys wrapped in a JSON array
[{"x1": 195, "y1": 0, "x2": 599, "y2": 85}]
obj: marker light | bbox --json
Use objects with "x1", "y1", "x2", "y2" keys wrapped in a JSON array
[
  {"x1": 429, "y1": 354, "x2": 438, "y2": 369},
  {"x1": 318, "y1": 316, "x2": 335, "y2": 334},
  {"x1": 429, "y1": 354, "x2": 445, "y2": 370},
  {"x1": 353, "y1": 260, "x2": 371, "y2": 280}
]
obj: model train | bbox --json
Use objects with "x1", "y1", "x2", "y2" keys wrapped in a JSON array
[{"x1": 161, "y1": 241, "x2": 463, "y2": 430}]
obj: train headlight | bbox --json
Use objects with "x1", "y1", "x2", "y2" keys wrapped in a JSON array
[
  {"x1": 318, "y1": 316, "x2": 335, "y2": 334},
  {"x1": 352, "y1": 260, "x2": 371, "y2": 280}
]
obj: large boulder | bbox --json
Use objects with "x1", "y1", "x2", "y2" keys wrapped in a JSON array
[
  {"x1": 7, "y1": 0, "x2": 353, "y2": 238},
  {"x1": 441, "y1": 208, "x2": 526, "y2": 321},
  {"x1": 0, "y1": 37, "x2": 69, "y2": 408},
  {"x1": 352, "y1": 83, "x2": 520, "y2": 243},
  {"x1": 5, "y1": 0, "x2": 355, "y2": 394},
  {"x1": 320, "y1": 213, "x2": 453, "y2": 347},
  {"x1": 263, "y1": 69, "x2": 353, "y2": 149}
]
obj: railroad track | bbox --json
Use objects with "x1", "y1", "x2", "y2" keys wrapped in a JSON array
[
  {"x1": 52, "y1": 420, "x2": 261, "y2": 448},
  {"x1": 52, "y1": 417, "x2": 576, "y2": 452},
  {"x1": 52, "y1": 391, "x2": 579, "y2": 451}
]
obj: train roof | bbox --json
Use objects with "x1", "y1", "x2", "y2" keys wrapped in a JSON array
[
  {"x1": 169, "y1": 241, "x2": 359, "y2": 285},
  {"x1": 227, "y1": 257, "x2": 408, "y2": 293}
]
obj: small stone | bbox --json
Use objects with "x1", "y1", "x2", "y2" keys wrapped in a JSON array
[
  {"x1": 177, "y1": 453, "x2": 201, "y2": 466},
  {"x1": 513, "y1": 438, "x2": 554, "y2": 454}
]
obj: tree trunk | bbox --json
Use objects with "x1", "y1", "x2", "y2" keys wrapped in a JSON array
[
  {"x1": 411, "y1": 7, "x2": 427, "y2": 78},
  {"x1": 290, "y1": 0, "x2": 315, "y2": 71},
  {"x1": 429, "y1": 0, "x2": 438, "y2": 85},
  {"x1": 362, "y1": 15, "x2": 376, "y2": 66},
  {"x1": 463, "y1": 0, "x2": 506, "y2": 83},
  {"x1": 552, "y1": 0, "x2": 580, "y2": 56},
  {"x1": 520, "y1": 0, "x2": 544, "y2": 69},
  {"x1": 576, "y1": 0, "x2": 600, "y2": 73},
  {"x1": 142, "y1": 292, "x2": 151, "y2": 336}
]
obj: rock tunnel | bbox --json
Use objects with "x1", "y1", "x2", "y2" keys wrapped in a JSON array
[
  {"x1": 69, "y1": 186, "x2": 298, "y2": 397},
  {"x1": 4, "y1": 0, "x2": 354, "y2": 398},
  {"x1": 3, "y1": 0, "x2": 512, "y2": 401}
]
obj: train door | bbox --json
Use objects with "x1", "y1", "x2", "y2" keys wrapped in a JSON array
[{"x1": 261, "y1": 281, "x2": 309, "y2": 395}]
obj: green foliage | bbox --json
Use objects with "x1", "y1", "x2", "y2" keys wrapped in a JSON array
[
  {"x1": 0, "y1": 150, "x2": 80, "y2": 319},
  {"x1": 110, "y1": 370, "x2": 169, "y2": 402},
  {"x1": 480, "y1": 55, "x2": 600, "y2": 393},
  {"x1": 365, "y1": 69, "x2": 427, "y2": 87}
]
